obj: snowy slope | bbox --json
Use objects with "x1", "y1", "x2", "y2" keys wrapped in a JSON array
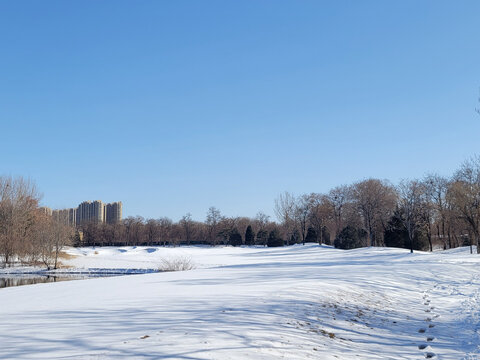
[{"x1": 0, "y1": 245, "x2": 479, "y2": 359}]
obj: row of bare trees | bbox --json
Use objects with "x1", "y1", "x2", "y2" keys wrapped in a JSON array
[
  {"x1": 0, "y1": 177, "x2": 73, "y2": 268},
  {"x1": 273, "y1": 180, "x2": 397, "y2": 248},
  {"x1": 272, "y1": 157, "x2": 480, "y2": 253},
  {"x1": 4, "y1": 155, "x2": 480, "y2": 262},
  {"x1": 77, "y1": 209, "x2": 278, "y2": 248},
  {"x1": 71, "y1": 156, "x2": 480, "y2": 253}
]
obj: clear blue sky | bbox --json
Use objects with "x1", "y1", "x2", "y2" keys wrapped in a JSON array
[{"x1": 1, "y1": 1, "x2": 479, "y2": 221}]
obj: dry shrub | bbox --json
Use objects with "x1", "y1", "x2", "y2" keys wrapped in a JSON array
[{"x1": 159, "y1": 256, "x2": 195, "y2": 272}]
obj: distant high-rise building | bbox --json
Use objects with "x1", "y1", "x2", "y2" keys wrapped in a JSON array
[
  {"x1": 52, "y1": 208, "x2": 77, "y2": 227},
  {"x1": 49, "y1": 200, "x2": 122, "y2": 227},
  {"x1": 69, "y1": 208, "x2": 77, "y2": 226},
  {"x1": 39, "y1": 207, "x2": 52, "y2": 216},
  {"x1": 105, "y1": 202, "x2": 122, "y2": 224},
  {"x1": 77, "y1": 200, "x2": 104, "y2": 225}
]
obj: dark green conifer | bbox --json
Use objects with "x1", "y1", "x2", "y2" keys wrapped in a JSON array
[
  {"x1": 245, "y1": 225, "x2": 255, "y2": 246},
  {"x1": 267, "y1": 229, "x2": 284, "y2": 247},
  {"x1": 229, "y1": 228, "x2": 243, "y2": 247}
]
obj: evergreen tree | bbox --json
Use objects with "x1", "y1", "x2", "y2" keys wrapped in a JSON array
[
  {"x1": 384, "y1": 210, "x2": 408, "y2": 248},
  {"x1": 229, "y1": 228, "x2": 243, "y2": 247},
  {"x1": 333, "y1": 226, "x2": 367, "y2": 250},
  {"x1": 267, "y1": 229, "x2": 284, "y2": 247},
  {"x1": 289, "y1": 229, "x2": 301, "y2": 245},
  {"x1": 384, "y1": 210, "x2": 429, "y2": 250},
  {"x1": 305, "y1": 227, "x2": 317, "y2": 243},
  {"x1": 321, "y1": 226, "x2": 331, "y2": 245},
  {"x1": 245, "y1": 225, "x2": 255, "y2": 246},
  {"x1": 256, "y1": 229, "x2": 268, "y2": 246}
]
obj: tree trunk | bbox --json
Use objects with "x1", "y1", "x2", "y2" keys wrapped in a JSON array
[{"x1": 477, "y1": 233, "x2": 480, "y2": 254}]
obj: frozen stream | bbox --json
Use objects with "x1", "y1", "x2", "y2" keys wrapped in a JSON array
[{"x1": 0, "y1": 274, "x2": 121, "y2": 289}]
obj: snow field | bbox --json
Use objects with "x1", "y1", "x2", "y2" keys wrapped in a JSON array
[{"x1": 0, "y1": 244, "x2": 479, "y2": 359}]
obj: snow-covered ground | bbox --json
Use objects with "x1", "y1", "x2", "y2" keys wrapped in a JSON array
[{"x1": 0, "y1": 244, "x2": 479, "y2": 359}]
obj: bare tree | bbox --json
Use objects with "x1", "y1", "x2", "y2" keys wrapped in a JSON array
[
  {"x1": 308, "y1": 193, "x2": 331, "y2": 244},
  {"x1": 24, "y1": 210, "x2": 48, "y2": 265},
  {"x1": 448, "y1": 156, "x2": 480, "y2": 254},
  {"x1": 33, "y1": 212, "x2": 73, "y2": 269},
  {"x1": 179, "y1": 213, "x2": 194, "y2": 245},
  {"x1": 0, "y1": 177, "x2": 40, "y2": 267},
  {"x1": 420, "y1": 181, "x2": 435, "y2": 252},
  {"x1": 50, "y1": 218, "x2": 74, "y2": 269},
  {"x1": 294, "y1": 194, "x2": 313, "y2": 245},
  {"x1": 145, "y1": 219, "x2": 161, "y2": 246},
  {"x1": 254, "y1": 212, "x2": 270, "y2": 246},
  {"x1": 352, "y1": 179, "x2": 397, "y2": 247},
  {"x1": 424, "y1": 174, "x2": 450, "y2": 249},
  {"x1": 123, "y1": 216, "x2": 145, "y2": 245},
  {"x1": 112, "y1": 222, "x2": 125, "y2": 246},
  {"x1": 274, "y1": 192, "x2": 297, "y2": 245},
  {"x1": 158, "y1": 217, "x2": 173, "y2": 246},
  {"x1": 398, "y1": 180, "x2": 426, "y2": 253},
  {"x1": 206, "y1": 207, "x2": 222, "y2": 246},
  {"x1": 169, "y1": 222, "x2": 182, "y2": 247},
  {"x1": 326, "y1": 185, "x2": 352, "y2": 241}
]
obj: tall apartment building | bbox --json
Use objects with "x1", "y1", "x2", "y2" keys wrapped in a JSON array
[
  {"x1": 77, "y1": 200, "x2": 104, "y2": 225},
  {"x1": 104, "y1": 202, "x2": 122, "y2": 224},
  {"x1": 50, "y1": 200, "x2": 122, "y2": 227},
  {"x1": 52, "y1": 208, "x2": 77, "y2": 227}
]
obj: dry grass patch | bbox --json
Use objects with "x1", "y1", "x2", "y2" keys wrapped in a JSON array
[{"x1": 58, "y1": 251, "x2": 77, "y2": 260}]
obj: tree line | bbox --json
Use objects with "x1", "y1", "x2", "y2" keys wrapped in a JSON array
[
  {"x1": 3, "y1": 155, "x2": 480, "y2": 268},
  {"x1": 76, "y1": 155, "x2": 480, "y2": 254}
]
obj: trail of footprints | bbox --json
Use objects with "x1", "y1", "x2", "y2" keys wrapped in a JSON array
[{"x1": 418, "y1": 291, "x2": 438, "y2": 359}]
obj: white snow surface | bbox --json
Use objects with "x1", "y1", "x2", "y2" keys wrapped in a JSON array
[{"x1": 1, "y1": 244, "x2": 480, "y2": 359}]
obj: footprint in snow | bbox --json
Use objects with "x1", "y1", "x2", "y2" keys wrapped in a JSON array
[
  {"x1": 428, "y1": 324, "x2": 435, "y2": 328},
  {"x1": 418, "y1": 344, "x2": 428, "y2": 350},
  {"x1": 419, "y1": 328, "x2": 426, "y2": 333},
  {"x1": 425, "y1": 352, "x2": 436, "y2": 358},
  {"x1": 427, "y1": 336, "x2": 435, "y2": 342}
]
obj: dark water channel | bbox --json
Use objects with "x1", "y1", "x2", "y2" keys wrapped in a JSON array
[{"x1": 0, "y1": 274, "x2": 118, "y2": 289}]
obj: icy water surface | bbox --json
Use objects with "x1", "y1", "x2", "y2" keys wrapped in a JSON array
[{"x1": 0, "y1": 274, "x2": 118, "y2": 289}]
